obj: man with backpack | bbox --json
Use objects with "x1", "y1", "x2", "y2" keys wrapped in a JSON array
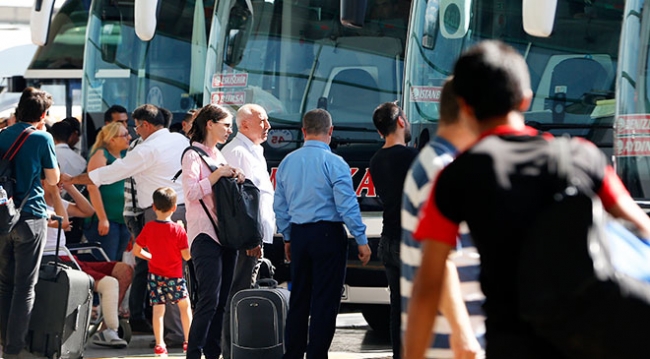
[
  {"x1": 403, "y1": 41, "x2": 650, "y2": 358},
  {"x1": 0, "y1": 87, "x2": 60, "y2": 359}
]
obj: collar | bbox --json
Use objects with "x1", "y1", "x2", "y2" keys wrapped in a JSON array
[
  {"x1": 235, "y1": 132, "x2": 263, "y2": 153},
  {"x1": 478, "y1": 125, "x2": 541, "y2": 141},
  {"x1": 303, "y1": 140, "x2": 331, "y2": 151},
  {"x1": 143, "y1": 128, "x2": 169, "y2": 143},
  {"x1": 431, "y1": 136, "x2": 458, "y2": 155}
]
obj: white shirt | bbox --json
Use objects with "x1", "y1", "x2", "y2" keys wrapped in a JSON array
[
  {"x1": 88, "y1": 129, "x2": 189, "y2": 208},
  {"x1": 44, "y1": 201, "x2": 70, "y2": 256},
  {"x1": 55, "y1": 143, "x2": 87, "y2": 176},
  {"x1": 222, "y1": 132, "x2": 275, "y2": 244}
]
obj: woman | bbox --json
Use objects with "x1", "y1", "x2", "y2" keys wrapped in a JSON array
[
  {"x1": 182, "y1": 104, "x2": 243, "y2": 359},
  {"x1": 84, "y1": 121, "x2": 132, "y2": 261}
]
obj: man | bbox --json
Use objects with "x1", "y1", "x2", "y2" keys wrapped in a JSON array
[
  {"x1": 0, "y1": 87, "x2": 59, "y2": 359},
  {"x1": 63, "y1": 104, "x2": 188, "y2": 345},
  {"x1": 50, "y1": 121, "x2": 87, "y2": 176},
  {"x1": 220, "y1": 104, "x2": 275, "y2": 359},
  {"x1": 61, "y1": 117, "x2": 82, "y2": 153},
  {"x1": 274, "y1": 108, "x2": 372, "y2": 359},
  {"x1": 404, "y1": 41, "x2": 650, "y2": 358},
  {"x1": 89, "y1": 105, "x2": 129, "y2": 148},
  {"x1": 401, "y1": 79, "x2": 483, "y2": 359},
  {"x1": 368, "y1": 102, "x2": 418, "y2": 359}
]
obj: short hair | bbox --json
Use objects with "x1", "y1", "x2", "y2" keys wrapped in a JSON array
[
  {"x1": 302, "y1": 109, "x2": 332, "y2": 136},
  {"x1": 235, "y1": 104, "x2": 266, "y2": 128},
  {"x1": 188, "y1": 104, "x2": 232, "y2": 143},
  {"x1": 62, "y1": 117, "x2": 81, "y2": 133},
  {"x1": 158, "y1": 106, "x2": 173, "y2": 128},
  {"x1": 153, "y1": 187, "x2": 177, "y2": 212},
  {"x1": 372, "y1": 102, "x2": 403, "y2": 137},
  {"x1": 16, "y1": 87, "x2": 53, "y2": 123},
  {"x1": 453, "y1": 40, "x2": 530, "y2": 121},
  {"x1": 132, "y1": 104, "x2": 165, "y2": 127},
  {"x1": 439, "y1": 78, "x2": 460, "y2": 125},
  {"x1": 49, "y1": 121, "x2": 73, "y2": 143},
  {"x1": 183, "y1": 109, "x2": 197, "y2": 123},
  {"x1": 104, "y1": 105, "x2": 128, "y2": 123}
]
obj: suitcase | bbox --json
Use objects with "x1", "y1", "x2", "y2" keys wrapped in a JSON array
[
  {"x1": 27, "y1": 215, "x2": 94, "y2": 359},
  {"x1": 231, "y1": 279, "x2": 289, "y2": 359}
]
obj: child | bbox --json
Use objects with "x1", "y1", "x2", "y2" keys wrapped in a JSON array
[{"x1": 133, "y1": 187, "x2": 192, "y2": 357}]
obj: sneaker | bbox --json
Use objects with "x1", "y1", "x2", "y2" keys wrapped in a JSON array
[
  {"x1": 92, "y1": 329, "x2": 128, "y2": 349},
  {"x1": 183, "y1": 341, "x2": 188, "y2": 354},
  {"x1": 154, "y1": 345, "x2": 168, "y2": 357}
]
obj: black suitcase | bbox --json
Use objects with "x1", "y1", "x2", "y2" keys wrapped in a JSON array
[
  {"x1": 231, "y1": 279, "x2": 289, "y2": 359},
  {"x1": 27, "y1": 215, "x2": 94, "y2": 359}
]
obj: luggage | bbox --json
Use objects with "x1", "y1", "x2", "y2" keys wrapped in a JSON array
[
  {"x1": 230, "y1": 279, "x2": 289, "y2": 359},
  {"x1": 27, "y1": 215, "x2": 94, "y2": 359}
]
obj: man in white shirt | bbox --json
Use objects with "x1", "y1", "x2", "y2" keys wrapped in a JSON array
[
  {"x1": 220, "y1": 104, "x2": 275, "y2": 359},
  {"x1": 50, "y1": 121, "x2": 87, "y2": 176},
  {"x1": 63, "y1": 104, "x2": 189, "y2": 345}
]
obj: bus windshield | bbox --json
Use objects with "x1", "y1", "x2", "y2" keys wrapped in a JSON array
[
  {"x1": 404, "y1": 0, "x2": 623, "y2": 154},
  {"x1": 82, "y1": 0, "x2": 213, "y2": 148}
]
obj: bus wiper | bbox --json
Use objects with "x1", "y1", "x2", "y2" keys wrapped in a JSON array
[
  {"x1": 525, "y1": 121, "x2": 612, "y2": 130},
  {"x1": 330, "y1": 137, "x2": 383, "y2": 149}
]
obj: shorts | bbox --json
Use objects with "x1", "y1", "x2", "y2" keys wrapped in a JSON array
[
  {"x1": 60, "y1": 255, "x2": 117, "y2": 282},
  {"x1": 147, "y1": 273, "x2": 188, "y2": 305}
]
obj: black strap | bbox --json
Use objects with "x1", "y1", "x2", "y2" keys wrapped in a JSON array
[
  {"x1": 3, "y1": 127, "x2": 35, "y2": 160},
  {"x1": 549, "y1": 136, "x2": 574, "y2": 196},
  {"x1": 179, "y1": 146, "x2": 221, "y2": 237}
]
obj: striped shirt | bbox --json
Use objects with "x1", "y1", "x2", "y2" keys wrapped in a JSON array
[
  {"x1": 123, "y1": 137, "x2": 144, "y2": 217},
  {"x1": 401, "y1": 136, "x2": 485, "y2": 358}
]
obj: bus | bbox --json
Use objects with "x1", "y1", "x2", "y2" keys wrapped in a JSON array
[
  {"x1": 202, "y1": 0, "x2": 414, "y2": 331},
  {"x1": 614, "y1": 0, "x2": 650, "y2": 203},
  {"x1": 80, "y1": 0, "x2": 215, "y2": 151}
]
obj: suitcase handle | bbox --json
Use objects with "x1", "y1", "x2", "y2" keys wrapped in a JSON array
[
  {"x1": 254, "y1": 278, "x2": 278, "y2": 289},
  {"x1": 51, "y1": 214, "x2": 64, "y2": 268}
]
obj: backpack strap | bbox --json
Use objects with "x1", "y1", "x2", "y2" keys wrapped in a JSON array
[{"x1": 2, "y1": 127, "x2": 36, "y2": 161}]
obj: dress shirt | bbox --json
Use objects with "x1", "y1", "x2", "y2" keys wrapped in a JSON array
[
  {"x1": 181, "y1": 141, "x2": 227, "y2": 247},
  {"x1": 222, "y1": 132, "x2": 275, "y2": 244},
  {"x1": 88, "y1": 128, "x2": 188, "y2": 208},
  {"x1": 273, "y1": 140, "x2": 367, "y2": 245},
  {"x1": 55, "y1": 143, "x2": 87, "y2": 176}
]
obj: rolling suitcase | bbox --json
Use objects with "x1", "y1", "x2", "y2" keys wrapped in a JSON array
[
  {"x1": 27, "y1": 215, "x2": 94, "y2": 359},
  {"x1": 231, "y1": 279, "x2": 289, "y2": 359}
]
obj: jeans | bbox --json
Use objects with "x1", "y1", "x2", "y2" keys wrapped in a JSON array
[
  {"x1": 83, "y1": 220, "x2": 131, "y2": 261},
  {"x1": 378, "y1": 235, "x2": 401, "y2": 359},
  {"x1": 0, "y1": 215, "x2": 47, "y2": 355},
  {"x1": 187, "y1": 234, "x2": 237, "y2": 359},
  {"x1": 221, "y1": 248, "x2": 257, "y2": 359}
]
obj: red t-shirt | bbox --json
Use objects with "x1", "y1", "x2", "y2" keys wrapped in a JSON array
[{"x1": 136, "y1": 220, "x2": 189, "y2": 278}]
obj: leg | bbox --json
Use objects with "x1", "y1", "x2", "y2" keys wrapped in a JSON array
[
  {"x1": 204, "y1": 247, "x2": 236, "y2": 359},
  {"x1": 177, "y1": 297, "x2": 192, "y2": 343},
  {"x1": 111, "y1": 262, "x2": 133, "y2": 305},
  {"x1": 0, "y1": 232, "x2": 15, "y2": 351},
  {"x1": 153, "y1": 304, "x2": 166, "y2": 347},
  {"x1": 385, "y1": 263, "x2": 401, "y2": 359},
  {"x1": 283, "y1": 224, "x2": 314, "y2": 359},
  {"x1": 129, "y1": 257, "x2": 151, "y2": 331},
  {"x1": 306, "y1": 223, "x2": 348, "y2": 359},
  {"x1": 114, "y1": 223, "x2": 132, "y2": 262},
  {"x1": 83, "y1": 220, "x2": 121, "y2": 261},
  {"x1": 222, "y1": 248, "x2": 256, "y2": 359}
]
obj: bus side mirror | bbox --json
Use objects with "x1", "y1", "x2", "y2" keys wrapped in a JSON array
[
  {"x1": 31, "y1": 0, "x2": 56, "y2": 46},
  {"x1": 224, "y1": 1, "x2": 253, "y2": 67},
  {"x1": 439, "y1": 0, "x2": 471, "y2": 39},
  {"x1": 135, "y1": 0, "x2": 159, "y2": 41},
  {"x1": 523, "y1": 0, "x2": 557, "y2": 37},
  {"x1": 340, "y1": 0, "x2": 367, "y2": 29}
]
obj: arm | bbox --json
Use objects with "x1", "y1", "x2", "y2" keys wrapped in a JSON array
[
  {"x1": 44, "y1": 167, "x2": 60, "y2": 186},
  {"x1": 181, "y1": 150, "x2": 235, "y2": 202},
  {"x1": 404, "y1": 240, "x2": 453, "y2": 359},
  {"x1": 44, "y1": 182, "x2": 71, "y2": 230},
  {"x1": 132, "y1": 243, "x2": 151, "y2": 261},
  {"x1": 181, "y1": 248, "x2": 191, "y2": 261},
  {"x1": 86, "y1": 150, "x2": 110, "y2": 235},
  {"x1": 62, "y1": 183, "x2": 95, "y2": 218},
  {"x1": 273, "y1": 167, "x2": 291, "y2": 243},
  {"x1": 599, "y1": 167, "x2": 650, "y2": 238}
]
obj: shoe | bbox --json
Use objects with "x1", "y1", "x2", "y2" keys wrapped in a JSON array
[
  {"x1": 154, "y1": 345, "x2": 168, "y2": 357},
  {"x1": 129, "y1": 318, "x2": 154, "y2": 333},
  {"x1": 183, "y1": 341, "x2": 188, "y2": 354},
  {"x1": 149, "y1": 338, "x2": 184, "y2": 348},
  {"x1": 92, "y1": 329, "x2": 128, "y2": 349}
]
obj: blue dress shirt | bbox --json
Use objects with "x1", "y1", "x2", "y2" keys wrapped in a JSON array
[{"x1": 273, "y1": 140, "x2": 368, "y2": 245}]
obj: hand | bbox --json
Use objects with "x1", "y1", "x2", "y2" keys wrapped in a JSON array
[
  {"x1": 98, "y1": 218, "x2": 110, "y2": 236},
  {"x1": 246, "y1": 245, "x2": 262, "y2": 258},
  {"x1": 358, "y1": 244, "x2": 371, "y2": 266},
  {"x1": 60, "y1": 173, "x2": 73, "y2": 185},
  {"x1": 233, "y1": 167, "x2": 245, "y2": 183},
  {"x1": 450, "y1": 329, "x2": 482, "y2": 359},
  {"x1": 210, "y1": 164, "x2": 234, "y2": 184},
  {"x1": 284, "y1": 242, "x2": 291, "y2": 263}
]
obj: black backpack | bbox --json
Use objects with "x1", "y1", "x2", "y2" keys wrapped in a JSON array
[
  {"x1": 178, "y1": 146, "x2": 263, "y2": 250},
  {"x1": 0, "y1": 127, "x2": 35, "y2": 234},
  {"x1": 517, "y1": 137, "x2": 650, "y2": 359}
]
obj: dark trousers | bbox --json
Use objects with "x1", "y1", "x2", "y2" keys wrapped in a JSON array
[
  {"x1": 187, "y1": 234, "x2": 237, "y2": 359},
  {"x1": 284, "y1": 222, "x2": 348, "y2": 359},
  {"x1": 378, "y1": 235, "x2": 401, "y2": 359},
  {"x1": 221, "y1": 248, "x2": 257, "y2": 359},
  {"x1": 485, "y1": 320, "x2": 567, "y2": 359},
  {"x1": 0, "y1": 215, "x2": 47, "y2": 355}
]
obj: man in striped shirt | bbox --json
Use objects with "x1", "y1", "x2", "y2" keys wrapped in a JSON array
[{"x1": 401, "y1": 78, "x2": 484, "y2": 358}]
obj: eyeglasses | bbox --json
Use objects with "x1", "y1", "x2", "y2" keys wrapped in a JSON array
[
  {"x1": 213, "y1": 121, "x2": 233, "y2": 129},
  {"x1": 116, "y1": 133, "x2": 130, "y2": 138}
]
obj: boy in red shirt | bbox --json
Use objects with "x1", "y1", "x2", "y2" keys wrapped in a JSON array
[{"x1": 133, "y1": 187, "x2": 192, "y2": 357}]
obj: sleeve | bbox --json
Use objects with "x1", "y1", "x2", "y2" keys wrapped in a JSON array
[
  {"x1": 599, "y1": 166, "x2": 630, "y2": 209},
  {"x1": 331, "y1": 157, "x2": 368, "y2": 245},
  {"x1": 413, "y1": 174, "x2": 460, "y2": 247},
  {"x1": 177, "y1": 225, "x2": 189, "y2": 250},
  {"x1": 88, "y1": 145, "x2": 150, "y2": 186},
  {"x1": 181, "y1": 150, "x2": 214, "y2": 202},
  {"x1": 41, "y1": 133, "x2": 58, "y2": 170},
  {"x1": 136, "y1": 224, "x2": 149, "y2": 248},
  {"x1": 273, "y1": 162, "x2": 291, "y2": 242}
]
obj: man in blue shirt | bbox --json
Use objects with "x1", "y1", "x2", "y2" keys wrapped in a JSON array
[
  {"x1": 0, "y1": 87, "x2": 59, "y2": 359},
  {"x1": 274, "y1": 108, "x2": 371, "y2": 359}
]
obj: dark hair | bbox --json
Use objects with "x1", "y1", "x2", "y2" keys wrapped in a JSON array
[
  {"x1": 372, "y1": 102, "x2": 402, "y2": 136},
  {"x1": 62, "y1": 117, "x2": 81, "y2": 133},
  {"x1": 16, "y1": 87, "x2": 53, "y2": 123},
  {"x1": 303, "y1": 109, "x2": 332, "y2": 136},
  {"x1": 153, "y1": 187, "x2": 177, "y2": 212},
  {"x1": 183, "y1": 109, "x2": 197, "y2": 123},
  {"x1": 453, "y1": 40, "x2": 530, "y2": 121},
  {"x1": 132, "y1": 104, "x2": 165, "y2": 127},
  {"x1": 49, "y1": 121, "x2": 73, "y2": 143},
  {"x1": 158, "y1": 106, "x2": 173, "y2": 128},
  {"x1": 188, "y1": 104, "x2": 231, "y2": 143},
  {"x1": 104, "y1": 105, "x2": 128, "y2": 123},
  {"x1": 439, "y1": 78, "x2": 460, "y2": 125}
]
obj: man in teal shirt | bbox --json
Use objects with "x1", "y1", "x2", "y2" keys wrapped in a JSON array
[
  {"x1": 0, "y1": 87, "x2": 59, "y2": 359},
  {"x1": 274, "y1": 108, "x2": 371, "y2": 359}
]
